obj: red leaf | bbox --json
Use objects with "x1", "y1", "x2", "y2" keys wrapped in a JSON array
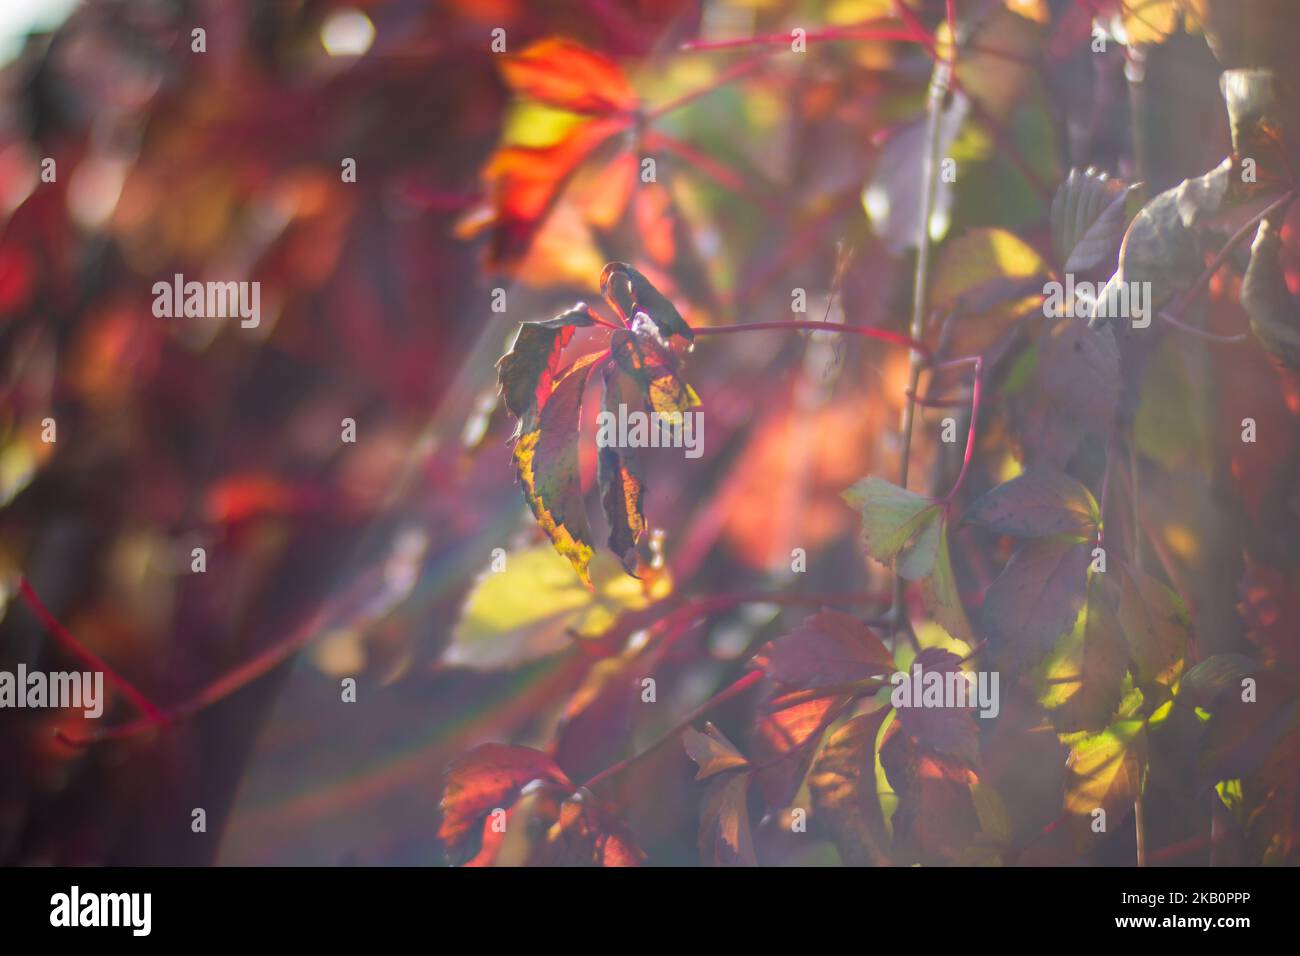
[
  {"x1": 756, "y1": 607, "x2": 895, "y2": 689},
  {"x1": 513, "y1": 352, "x2": 604, "y2": 584},
  {"x1": 892, "y1": 648, "x2": 981, "y2": 765},
  {"x1": 438, "y1": 744, "x2": 570, "y2": 862},
  {"x1": 501, "y1": 38, "x2": 637, "y2": 116}
]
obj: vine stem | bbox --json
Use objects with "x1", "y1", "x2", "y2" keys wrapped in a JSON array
[
  {"x1": 693, "y1": 320, "x2": 933, "y2": 362},
  {"x1": 932, "y1": 355, "x2": 982, "y2": 505},
  {"x1": 891, "y1": 48, "x2": 953, "y2": 641},
  {"x1": 17, "y1": 578, "x2": 165, "y2": 722},
  {"x1": 1159, "y1": 188, "x2": 1295, "y2": 333},
  {"x1": 582, "y1": 669, "x2": 765, "y2": 791},
  {"x1": 679, "y1": 25, "x2": 931, "y2": 55}
]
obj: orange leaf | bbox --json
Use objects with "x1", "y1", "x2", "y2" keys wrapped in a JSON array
[{"x1": 501, "y1": 37, "x2": 637, "y2": 115}]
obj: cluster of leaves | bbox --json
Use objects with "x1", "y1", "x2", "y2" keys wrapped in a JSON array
[
  {"x1": 441, "y1": 0, "x2": 1300, "y2": 869},
  {"x1": 497, "y1": 262, "x2": 697, "y2": 584}
]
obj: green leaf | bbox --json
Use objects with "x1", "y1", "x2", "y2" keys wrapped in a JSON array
[
  {"x1": 446, "y1": 545, "x2": 670, "y2": 670},
  {"x1": 964, "y1": 468, "x2": 1099, "y2": 538},
  {"x1": 919, "y1": 517, "x2": 975, "y2": 644},
  {"x1": 930, "y1": 227, "x2": 1050, "y2": 312},
  {"x1": 1061, "y1": 686, "x2": 1147, "y2": 848},
  {"x1": 842, "y1": 476, "x2": 940, "y2": 563},
  {"x1": 1182, "y1": 654, "x2": 1257, "y2": 708},
  {"x1": 1035, "y1": 572, "x2": 1129, "y2": 733}
]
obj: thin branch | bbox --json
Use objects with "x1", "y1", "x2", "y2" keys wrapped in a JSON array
[
  {"x1": 17, "y1": 578, "x2": 165, "y2": 723},
  {"x1": 582, "y1": 669, "x2": 764, "y2": 790},
  {"x1": 1159, "y1": 189, "x2": 1295, "y2": 332},
  {"x1": 891, "y1": 51, "x2": 953, "y2": 642}
]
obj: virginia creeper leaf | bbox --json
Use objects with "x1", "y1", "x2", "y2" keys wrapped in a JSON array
[
  {"x1": 600, "y1": 261, "x2": 694, "y2": 343},
  {"x1": 501, "y1": 38, "x2": 637, "y2": 116},
  {"x1": 807, "y1": 708, "x2": 892, "y2": 865},
  {"x1": 1050, "y1": 167, "x2": 1136, "y2": 275},
  {"x1": 597, "y1": 366, "x2": 646, "y2": 574},
  {"x1": 699, "y1": 771, "x2": 756, "y2": 866},
  {"x1": 893, "y1": 647, "x2": 981, "y2": 764},
  {"x1": 1116, "y1": 561, "x2": 1189, "y2": 692},
  {"x1": 513, "y1": 352, "x2": 602, "y2": 584},
  {"x1": 1035, "y1": 572, "x2": 1129, "y2": 733},
  {"x1": 918, "y1": 517, "x2": 976, "y2": 644},
  {"x1": 964, "y1": 467, "x2": 1100, "y2": 538},
  {"x1": 682, "y1": 722, "x2": 750, "y2": 780},
  {"x1": 439, "y1": 744, "x2": 570, "y2": 863},
  {"x1": 496, "y1": 306, "x2": 596, "y2": 429},
  {"x1": 756, "y1": 607, "x2": 895, "y2": 689},
  {"x1": 930, "y1": 227, "x2": 1050, "y2": 312},
  {"x1": 841, "y1": 476, "x2": 939, "y2": 563},
  {"x1": 982, "y1": 535, "x2": 1091, "y2": 670}
]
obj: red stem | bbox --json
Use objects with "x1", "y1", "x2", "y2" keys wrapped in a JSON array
[
  {"x1": 646, "y1": 54, "x2": 769, "y2": 117},
  {"x1": 1160, "y1": 189, "x2": 1295, "y2": 331},
  {"x1": 582, "y1": 669, "x2": 765, "y2": 790},
  {"x1": 932, "y1": 355, "x2": 983, "y2": 504},
  {"x1": 17, "y1": 578, "x2": 165, "y2": 722},
  {"x1": 680, "y1": 26, "x2": 931, "y2": 55}
]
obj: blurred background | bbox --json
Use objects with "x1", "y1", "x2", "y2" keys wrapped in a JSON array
[{"x1": 0, "y1": 0, "x2": 1296, "y2": 866}]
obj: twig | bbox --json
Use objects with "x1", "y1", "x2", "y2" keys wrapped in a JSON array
[
  {"x1": 17, "y1": 578, "x2": 165, "y2": 723},
  {"x1": 891, "y1": 50, "x2": 953, "y2": 643}
]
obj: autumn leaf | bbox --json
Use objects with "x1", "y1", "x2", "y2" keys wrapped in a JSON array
[
  {"x1": 496, "y1": 305, "x2": 596, "y2": 431},
  {"x1": 446, "y1": 546, "x2": 670, "y2": 670},
  {"x1": 807, "y1": 707, "x2": 893, "y2": 866},
  {"x1": 699, "y1": 771, "x2": 757, "y2": 866},
  {"x1": 1034, "y1": 318, "x2": 1122, "y2": 444},
  {"x1": 1049, "y1": 167, "x2": 1137, "y2": 276},
  {"x1": 601, "y1": 261, "x2": 695, "y2": 344},
  {"x1": 1035, "y1": 572, "x2": 1130, "y2": 733},
  {"x1": 490, "y1": 785, "x2": 646, "y2": 866},
  {"x1": 755, "y1": 607, "x2": 895, "y2": 689},
  {"x1": 1116, "y1": 560, "x2": 1189, "y2": 693},
  {"x1": 500, "y1": 38, "x2": 638, "y2": 117},
  {"x1": 841, "y1": 476, "x2": 939, "y2": 563},
  {"x1": 893, "y1": 647, "x2": 981, "y2": 765},
  {"x1": 439, "y1": 744, "x2": 570, "y2": 863},
  {"x1": 964, "y1": 467, "x2": 1100, "y2": 538},
  {"x1": 1181, "y1": 653, "x2": 1257, "y2": 709},
  {"x1": 880, "y1": 720, "x2": 984, "y2": 864},
  {"x1": 682, "y1": 722, "x2": 750, "y2": 780},
  {"x1": 982, "y1": 535, "x2": 1092, "y2": 670},
  {"x1": 513, "y1": 352, "x2": 603, "y2": 584},
  {"x1": 461, "y1": 115, "x2": 629, "y2": 270},
  {"x1": 929, "y1": 227, "x2": 1050, "y2": 313},
  {"x1": 750, "y1": 692, "x2": 841, "y2": 811},
  {"x1": 918, "y1": 516, "x2": 976, "y2": 645},
  {"x1": 1061, "y1": 686, "x2": 1147, "y2": 848},
  {"x1": 597, "y1": 365, "x2": 646, "y2": 575}
]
